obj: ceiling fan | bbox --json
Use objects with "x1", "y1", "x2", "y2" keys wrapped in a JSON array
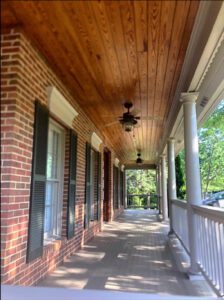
[{"x1": 103, "y1": 102, "x2": 162, "y2": 132}]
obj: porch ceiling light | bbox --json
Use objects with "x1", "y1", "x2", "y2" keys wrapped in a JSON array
[
  {"x1": 136, "y1": 153, "x2": 143, "y2": 164},
  {"x1": 122, "y1": 122, "x2": 134, "y2": 132}
]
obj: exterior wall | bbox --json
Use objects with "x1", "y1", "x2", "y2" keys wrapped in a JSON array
[{"x1": 1, "y1": 29, "x2": 124, "y2": 286}]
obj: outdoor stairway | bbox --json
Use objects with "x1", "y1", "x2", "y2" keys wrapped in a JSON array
[{"x1": 36, "y1": 210, "x2": 215, "y2": 297}]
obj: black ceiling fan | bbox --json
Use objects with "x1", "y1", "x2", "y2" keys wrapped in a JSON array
[
  {"x1": 119, "y1": 102, "x2": 140, "y2": 132},
  {"x1": 103, "y1": 102, "x2": 162, "y2": 132}
]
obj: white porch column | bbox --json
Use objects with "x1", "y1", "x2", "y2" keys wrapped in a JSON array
[
  {"x1": 167, "y1": 138, "x2": 177, "y2": 234},
  {"x1": 124, "y1": 170, "x2": 127, "y2": 209},
  {"x1": 158, "y1": 161, "x2": 163, "y2": 215},
  {"x1": 161, "y1": 155, "x2": 168, "y2": 221},
  {"x1": 181, "y1": 92, "x2": 202, "y2": 275},
  {"x1": 156, "y1": 165, "x2": 161, "y2": 213}
]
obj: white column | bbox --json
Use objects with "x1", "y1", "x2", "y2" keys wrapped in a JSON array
[
  {"x1": 156, "y1": 165, "x2": 161, "y2": 213},
  {"x1": 161, "y1": 155, "x2": 168, "y2": 221},
  {"x1": 158, "y1": 161, "x2": 163, "y2": 214},
  {"x1": 167, "y1": 138, "x2": 177, "y2": 233},
  {"x1": 181, "y1": 92, "x2": 202, "y2": 274},
  {"x1": 124, "y1": 170, "x2": 127, "y2": 209}
]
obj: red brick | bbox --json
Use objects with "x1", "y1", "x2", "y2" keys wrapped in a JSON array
[{"x1": 1, "y1": 30, "x2": 123, "y2": 286}]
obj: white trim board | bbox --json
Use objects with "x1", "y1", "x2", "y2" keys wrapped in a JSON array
[
  {"x1": 46, "y1": 86, "x2": 78, "y2": 128},
  {"x1": 91, "y1": 132, "x2": 103, "y2": 152}
]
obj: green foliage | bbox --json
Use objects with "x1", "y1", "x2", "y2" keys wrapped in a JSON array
[
  {"x1": 126, "y1": 169, "x2": 156, "y2": 194},
  {"x1": 198, "y1": 101, "x2": 224, "y2": 193},
  {"x1": 177, "y1": 100, "x2": 224, "y2": 195},
  {"x1": 175, "y1": 154, "x2": 186, "y2": 199},
  {"x1": 126, "y1": 169, "x2": 157, "y2": 208}
]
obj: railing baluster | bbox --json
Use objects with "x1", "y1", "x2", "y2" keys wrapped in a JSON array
[
  {"x1": 219, "y1": 223, "x2": 224, "y2": 295},
  {"x1": 171, "y1": 200, "x2": 224, "y2": 297}
]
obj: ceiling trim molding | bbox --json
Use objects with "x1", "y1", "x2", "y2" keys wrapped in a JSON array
[
  {"x1": 189, "y1": 3, "x2": 224, "y2": 91},
  {"x1": 159, "y1": 1, "x2": 224, "y2": 156}
]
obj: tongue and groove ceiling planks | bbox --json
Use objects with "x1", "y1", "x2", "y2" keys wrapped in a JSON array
[{"x1": 1, "y1": 0, "x2": 199, "y2": 164}]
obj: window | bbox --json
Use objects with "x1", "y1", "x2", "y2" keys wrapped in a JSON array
[
  {"x1": 85, "y1": 143, "x2": 101, "y2": 226},
  {"x1": 44, "y1": 120, "x2": 65, "y2": 239},
  {"x1": 90, "y1": 148, "x2": 98, "y2": 221}
]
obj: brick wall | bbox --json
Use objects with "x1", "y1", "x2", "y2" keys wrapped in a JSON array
[{"x1": 1, "y1": 29, "x2": 124, "y2": 286}]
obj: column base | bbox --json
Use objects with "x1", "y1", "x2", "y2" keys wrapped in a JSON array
[
  {"x1": 186, "y1": 270, "x2": 203, "y2": 281},
  {"x1": 168, "y1": 229, "x2": 175, "y2": 237}
]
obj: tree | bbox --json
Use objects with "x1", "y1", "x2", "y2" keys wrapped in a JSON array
[
  {"x1": 126, "y1": 169, "x2": 156, "y2": 194},
  {"x1": 126, "y1": 169, "x2": 157, "y2": 207},
  {"x1": 199, "y1": 101, "x2": 224, "y2": 193},
  {"x1": 175, "y1": 155, "x2": 186, "y2": 199}
]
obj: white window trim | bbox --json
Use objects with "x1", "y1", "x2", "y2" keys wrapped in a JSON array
[
  {"x1": 91, "y1": 132, "x2": 103, "y2": 152},
  {"x1": 44, "y1": 119, "x2": 65, "y2": 242},
  {"x1": 47, "y1": 86, "x2": 78, "y2": 128},
  {"x1": 114, "y1": 158, "x2": 120, "y2": 167}
]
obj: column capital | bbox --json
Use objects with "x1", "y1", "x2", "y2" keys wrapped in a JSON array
[
  {"x1": 168, "y1": 137, "x2": 175, "y2": 143},
  {"x1": 180, "y1": 92, "x2": 199, "y2": 103}
]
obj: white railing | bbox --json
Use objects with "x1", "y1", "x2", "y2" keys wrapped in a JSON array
[
  {"x1": 192, "y1": 205, "x2": 224, "y2": 296},
  {"x1": 171, "y1": 199, "x2": 189, "y2": 252},
  {"x1": 171, "y1": 200, "x2": 224, "y2": 296}
]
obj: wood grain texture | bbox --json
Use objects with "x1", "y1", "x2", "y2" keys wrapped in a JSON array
[{"x1": 1, "y1": 0, "x2": 199, "y2": 164}]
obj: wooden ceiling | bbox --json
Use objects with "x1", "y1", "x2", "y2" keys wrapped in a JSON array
[{"x1": 1, "y1": 1, "x2": 199, "y2": 164}]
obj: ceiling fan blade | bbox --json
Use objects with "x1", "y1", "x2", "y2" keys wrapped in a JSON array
[
  {"x1": 134, "y1": 123, "x2": 141, "y2": 128},
  {"x1": 141, "y1": 116, "x2": 162, "y2": 121},
  {"x1": 131, "y1": 108, "x2": 141, "y2": 116},
  {"x1": 101, "y1": 115, "x2": 118, "y2": 118},
  {"x1": 103, "y1": 120, "x2": 119, "y2": 127}
]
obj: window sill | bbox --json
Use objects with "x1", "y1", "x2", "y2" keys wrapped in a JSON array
[
  {"x1": 43, "y1": 237, "x2": 63, "y2": 254},
  {"x1": 44, "y1": 237, "x2": 61, "y2": 245},
  {"x1": 88, "y1": 219, "x2": 100, "y2": 228}
]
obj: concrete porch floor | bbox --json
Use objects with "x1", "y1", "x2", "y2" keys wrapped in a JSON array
[{"x1": 38, "y1": 210, "x2": 215, "y2": 297}]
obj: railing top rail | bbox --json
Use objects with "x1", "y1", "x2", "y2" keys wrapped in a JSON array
[
  {"x1": 171, "y1": 199, "x2": 187, "y2": 209},
  {"x1": 192, "y1": 204, "x2": 224, "y2": 222}
]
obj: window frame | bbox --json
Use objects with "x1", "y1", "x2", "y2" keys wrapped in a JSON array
[
  {"x1": 44, "y1": 119, "x2": 65, "y2": 241},
  {"x1": 86, "y1": 146, "x2": 101, "y2": 224}
]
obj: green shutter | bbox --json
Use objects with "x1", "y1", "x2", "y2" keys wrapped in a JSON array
[
  {"x1": 97, "y1": 152, "x2": 102, "y2": 220},
  {"x1": 113, "y1": 165, "x2": 116, "y2": 209},
  {"x1": 118, "y1": 170, "x2": 120, "y2": 208},
  {"x1": 27, "y1": 101, "x2": 49, "y2": 262},
  {"x1": 113, "y1": 166, "x2": 119, "y2": 209},
  {"x1": 67, "y1": 130, "x2": 77, "y2": 239},
  {"x1": 84, "y1": 143, "x2": 91, "y2": 228}
]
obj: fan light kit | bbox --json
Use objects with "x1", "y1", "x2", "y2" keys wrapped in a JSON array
[{"x1": 136, "y1": 153, "x2": 143, "y2": 164}]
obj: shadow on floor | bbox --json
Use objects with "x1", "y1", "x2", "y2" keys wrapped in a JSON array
[{"x1": 38, "y1": 210, "x2": 215, "y2": 297}]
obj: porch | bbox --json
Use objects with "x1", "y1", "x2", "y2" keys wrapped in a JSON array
[
  {"x1": 1, "y1": 0, "x2": 224, "y2": 299},
  {"x1": 37, "y1": 210, "x2": 213, "y2": 296}
]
